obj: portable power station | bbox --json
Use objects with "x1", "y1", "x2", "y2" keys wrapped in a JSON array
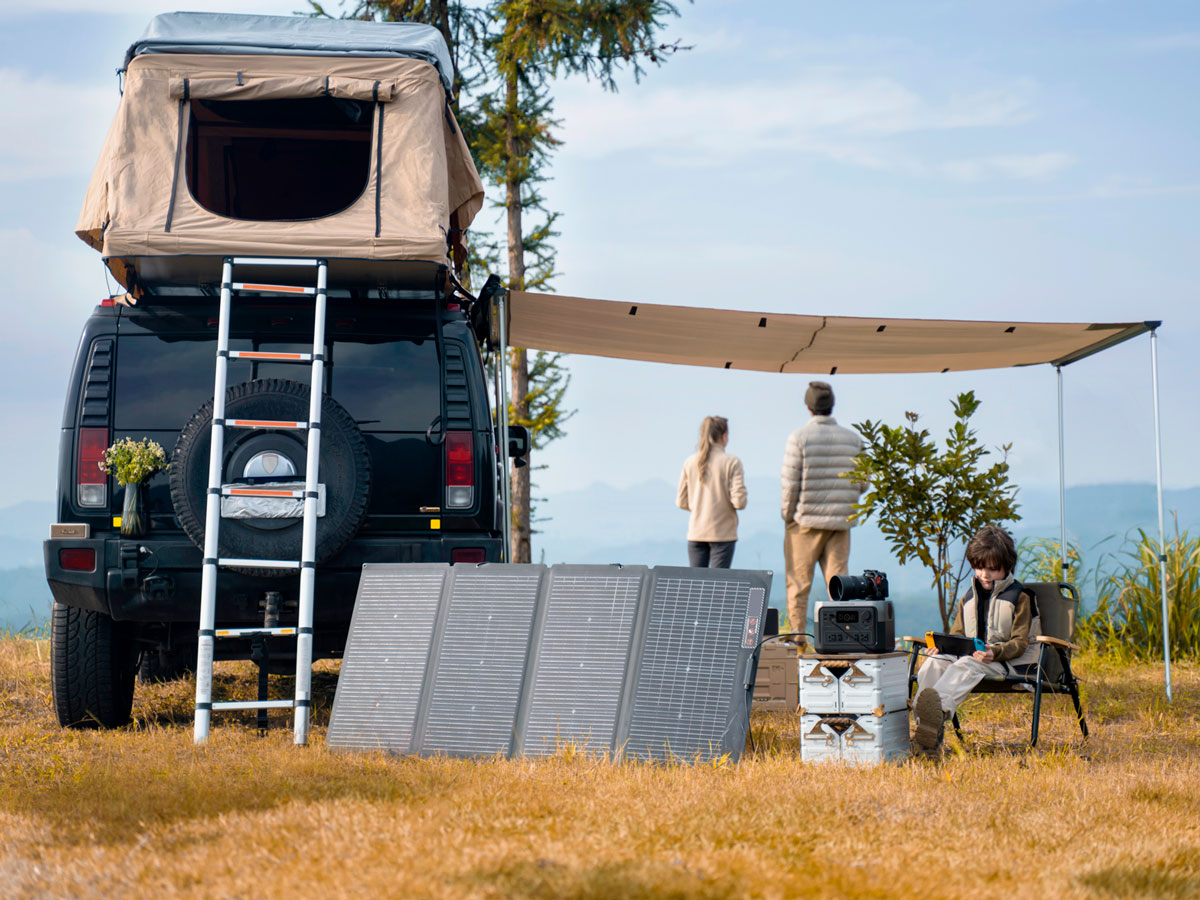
[{"x1": 813, "y1": 598, "x2": 896, "y2": 654}]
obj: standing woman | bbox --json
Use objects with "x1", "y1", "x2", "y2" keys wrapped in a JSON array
[{"x1": 677, "y1": 416, "x2": 748, "y2": 567}]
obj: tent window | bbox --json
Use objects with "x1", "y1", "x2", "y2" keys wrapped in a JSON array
[{"x1": 186, "y1": 97, "x2": 373, "y2": 221}]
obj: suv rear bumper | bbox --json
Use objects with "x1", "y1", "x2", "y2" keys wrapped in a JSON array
[{"x1": 44, "y1": 533, "x2": 503, "y2": 628}]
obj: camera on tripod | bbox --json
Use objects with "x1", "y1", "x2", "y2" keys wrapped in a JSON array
[{"x1": 814, "y1": 569, "x2": 895, "y2": 654}]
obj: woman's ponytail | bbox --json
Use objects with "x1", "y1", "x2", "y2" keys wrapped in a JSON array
[{"x1": 696, "y1": 415, "x2": 729, "y2": 481}]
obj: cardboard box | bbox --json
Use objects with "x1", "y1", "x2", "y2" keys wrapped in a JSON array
[{"x1": 752, "y1": 642, "x2": 799, "y2": 712}]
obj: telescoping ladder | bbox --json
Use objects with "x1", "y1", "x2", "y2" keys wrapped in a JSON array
[{"x1": 194, "y1": 257, "x2": 328, "y2": 746}]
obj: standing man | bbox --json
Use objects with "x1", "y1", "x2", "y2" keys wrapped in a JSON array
[{"x1": 780, "y1": 381, "x2": 864, "y2": 647}]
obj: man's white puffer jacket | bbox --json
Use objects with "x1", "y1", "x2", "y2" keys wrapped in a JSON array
[{"x1": 780, "y1": 415, "x2": 863, "y2": 530}]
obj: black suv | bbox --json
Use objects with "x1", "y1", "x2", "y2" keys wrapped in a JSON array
[{"x1": 44, "y1": 284, "x2": 524, "y2": 727}]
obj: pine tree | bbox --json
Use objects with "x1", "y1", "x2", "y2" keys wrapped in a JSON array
[{"x1": 316, "y1": 0, "x2": 687, "y2": 561}]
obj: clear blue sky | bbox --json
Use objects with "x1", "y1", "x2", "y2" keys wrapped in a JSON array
[{"x1": 1, "y1": 1, "x2": 1197, "y2": 524}]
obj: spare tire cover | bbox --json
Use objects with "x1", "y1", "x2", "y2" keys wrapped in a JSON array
[{"x1": 170, "y1": 379, "x2": 371, "y2": 575}]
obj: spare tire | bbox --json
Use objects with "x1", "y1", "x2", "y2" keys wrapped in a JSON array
[{"x1": 170, "y1": 379, "x2": 370, "y2": 575}]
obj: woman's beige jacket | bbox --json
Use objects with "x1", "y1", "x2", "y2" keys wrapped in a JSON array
[{"x1": 677, "y1": 447, "x2": 748, "y2": 542}]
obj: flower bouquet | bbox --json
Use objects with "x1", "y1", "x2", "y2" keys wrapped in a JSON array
[{"x1": 99, "y1": 437, "x2": 169, "y2": 536}]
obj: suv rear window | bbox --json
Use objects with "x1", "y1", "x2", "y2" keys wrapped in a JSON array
[
  {"x1": 114, "y1": 335, "x2": 439, "y2": 433},
  {"x1": 186, "y1": 97, "x2": 373, "y2": 221}
]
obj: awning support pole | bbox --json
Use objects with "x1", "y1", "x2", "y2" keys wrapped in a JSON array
[
  {"x1": 1149, "y1": 326, "x2": 1172, "y2": 701},
  {"x1": 498, "y1": 289, "x2": 512, "y2": 563},
  {"x1": 1056, "y1": 365, "x2": 1068, "y2": 579}
]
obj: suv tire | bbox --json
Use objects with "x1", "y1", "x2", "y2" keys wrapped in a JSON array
[
  {"x1": 170, "y1": 379, "x2": 371, "y2": 575},
  {"x1": 51, "y1": 601, "x2": 137, "y2": 728}
]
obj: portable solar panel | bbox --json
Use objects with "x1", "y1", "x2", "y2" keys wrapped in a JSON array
[
  {"x1": 622, "y1": 567, "x2": 769, "y2": 762},
  {"x1": 418, "y1": 564, "x2": 545, "y2": 757},
  {"x1": 516, "y1": 565, "x2": 647, "y2": 756},
  {"x1": 327, "y1": 563, "x2": 771, "y2": 764},
  {"x1": 326, "y1": 563, "x2": 448, "y2": 752}
]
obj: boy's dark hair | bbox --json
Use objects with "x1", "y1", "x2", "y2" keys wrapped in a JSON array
[{"x1": 966, "y1": 525, "x2": 1017, "y2": 574}]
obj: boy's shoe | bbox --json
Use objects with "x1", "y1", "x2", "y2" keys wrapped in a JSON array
[{"x1": 912, "y1": 687, "x2": 945, "y2": 750}]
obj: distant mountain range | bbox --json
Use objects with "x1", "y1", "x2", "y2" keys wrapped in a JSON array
[{"x1": 4, "y1": 483, "x2": 1198, "y2": 635}]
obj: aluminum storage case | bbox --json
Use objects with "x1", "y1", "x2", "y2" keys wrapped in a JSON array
[
  {"x1": 800, "y1": 711, "x2": 909, "y2": 765},
  {"x1": 799, "y1": 651, "x2": 909, "y2": 716}
]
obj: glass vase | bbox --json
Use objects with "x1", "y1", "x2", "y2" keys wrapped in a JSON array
[{"x1": 121, "y1": 482, "x2": 148, "y2": 538}]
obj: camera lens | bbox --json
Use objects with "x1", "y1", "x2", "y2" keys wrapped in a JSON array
[{"x1": 829, "y1": 574, "x2": 871, "y2": 601}]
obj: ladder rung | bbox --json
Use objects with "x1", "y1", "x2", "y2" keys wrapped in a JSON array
[
  {"x1": 212, "y1": 700, "x2": 296, "y2": 711},
  {"x1": 214, "y1": 627, "x2": 298, "y2": 638},
  {"x1": 232, "y1": 282, "x2": 316, "y2": 296},
  {"x1": 232, "y1": 257, "x2": 321, "y2": 267},
  {"x1": 224, "y1": 419, "x2": 307, "y2": 430},
  {"x1": 218, "y1": 558, "x2": 302, "y2": 570},
  {"x1": 228, "y1": 351, "x2": 313, "y2": 362},
  {"x1": 222, "y1": 487, "x2": 306, "y2": 499}
]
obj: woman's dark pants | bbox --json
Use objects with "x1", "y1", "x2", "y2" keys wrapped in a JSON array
[{"x1": 687, "y1": 540, "x2": 736, "y2": 568}]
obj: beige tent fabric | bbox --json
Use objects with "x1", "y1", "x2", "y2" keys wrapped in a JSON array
[
  {"x1": 166, "y1": 74, "x2": 398, "y2": 102},
  {"x1": 77, "y1": 53, "x2": 484, "y2": 286},
  {"x1": 508, "y1": 291, "x2": 1148, "y2": 374}
]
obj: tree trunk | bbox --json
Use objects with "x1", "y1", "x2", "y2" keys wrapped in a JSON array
[{"x1": 505, "y1": 70, "x2": 532, "y2": 564}]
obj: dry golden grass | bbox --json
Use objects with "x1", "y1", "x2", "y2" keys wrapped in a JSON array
[{"x1": 2, "y1": 636, "x2": 1199, "y2": 899}]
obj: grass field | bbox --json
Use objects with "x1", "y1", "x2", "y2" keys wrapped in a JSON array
[{"x1": 2, "y1": 637, "x2": 1198, "y2": 899}]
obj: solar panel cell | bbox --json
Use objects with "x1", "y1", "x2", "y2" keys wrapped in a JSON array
[
  {"x1": 421, "y1": 565, "x2": 543, "y2": 756},
  {"x1": 326, "y1": 564, "x2": 447, "y2": 752},
  {"x1": 519, "y1": 567, "x2": 646, "y2": 756}
]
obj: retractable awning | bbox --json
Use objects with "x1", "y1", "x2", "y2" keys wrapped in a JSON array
[
  {"x1": 493, "y1": 289, "x2": 1173, "y2": 701},
  {"x1": 507, "y1": 290, "x2": 1151, "y2": 374}
]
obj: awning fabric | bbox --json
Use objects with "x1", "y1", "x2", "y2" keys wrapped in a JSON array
[{"x1": 507, "y1": 291, "x2": 1150, "y2": 375}]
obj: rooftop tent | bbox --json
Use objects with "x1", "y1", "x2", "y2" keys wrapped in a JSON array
[{"x1": 77, "y1": 13, "x2": 484, "y2": 292}]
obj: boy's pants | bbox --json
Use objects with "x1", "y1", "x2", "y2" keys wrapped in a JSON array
[
  {"x1": 916, "y1": 654, "x2": 1007, "y2": 716},
  {"x1": 783, "y1": 523, "x2": 849, "y2": 636}
]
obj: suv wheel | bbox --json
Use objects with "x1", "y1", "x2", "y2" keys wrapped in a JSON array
[
  {"x1": 170, "y1": 378, "x2": 371, "y2": 575},
  {"x1": 51, "y1": 602, "x2": 137, "y2": 728}
]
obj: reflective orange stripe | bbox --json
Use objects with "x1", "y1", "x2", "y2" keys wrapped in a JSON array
[
  {"x1": 235, "y1": 351, "x2": 306, "y2": 360},
  {"x1": 229, "y1": 419, "x2": 302, "y2": 428},
  {"x1": 239, "y1": 283, "x2": 308, "y2": 294}
]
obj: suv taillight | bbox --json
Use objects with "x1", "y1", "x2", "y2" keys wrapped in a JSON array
[
  {"x1": 77, "y1": 427, "x2": 108, "y2": 508},
  {"x1": 59, "y1": 548, "x2": 96, "y2": 572},
  {"x1": 445, "y1": 431, "x2": 474, "y2": 509}
]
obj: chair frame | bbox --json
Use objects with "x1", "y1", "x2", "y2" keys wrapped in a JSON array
[{"x1": 902, "y1": 583, "x2": 1089, "y2": 748}]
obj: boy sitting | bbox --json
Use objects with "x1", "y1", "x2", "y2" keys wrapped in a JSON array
[{"x1": 912, "y1": 524, "x2": 1041, "y2": 754}]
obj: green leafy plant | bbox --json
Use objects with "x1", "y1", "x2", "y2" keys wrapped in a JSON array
[
  {"x1": 845, "y1": 391, "x2": 1020, "y2": 629},
  {"x1": 99, "y1": 437, "x2": 169, "y2": 486},
  {"x1": 1081, "y1": 521, "x2": 1200, "y2": 662}
]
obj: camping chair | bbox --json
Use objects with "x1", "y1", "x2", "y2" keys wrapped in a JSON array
[{"x1": 902, "y1": 582, "x2": 1089, "y2": 748}]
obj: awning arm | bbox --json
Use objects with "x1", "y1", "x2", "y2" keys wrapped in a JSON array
[
  {"x1": 1149, "y1": 325, "x2": 1172, "y2": 701},
  {"x1": 1052, "y1": 321, "x2": 1156, "y2": 367}
]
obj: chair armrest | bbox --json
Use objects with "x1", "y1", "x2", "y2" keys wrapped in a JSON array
[
  {"x1": 1035, "y1": 635, "x2": 1080, "y2": 652},
  {"x1": 901, "y1": 635, "x2": 926, "y2": 645}
]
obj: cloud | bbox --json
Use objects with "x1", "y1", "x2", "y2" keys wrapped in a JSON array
[
  {"x1": 556, "y1": 74, "x2": 1070, "y2": 182},
  {"x1": 0, "y1": 69, "x2": 117, "y2": 181},
  {"x1": 939, "y1": 152, "x2": 1076, "y2": 183},
  {"x1": 0, "y1": 228, "x2": 104, "y2": 341}
]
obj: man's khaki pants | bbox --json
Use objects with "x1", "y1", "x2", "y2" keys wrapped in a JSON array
[{"x1": 783, "y1": 522, "x2": 850, "y2": 637}]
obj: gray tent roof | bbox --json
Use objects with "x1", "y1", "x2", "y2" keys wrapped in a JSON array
[{"x1": 125, "y1": 12, "x2": 453, "y2": 89}]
